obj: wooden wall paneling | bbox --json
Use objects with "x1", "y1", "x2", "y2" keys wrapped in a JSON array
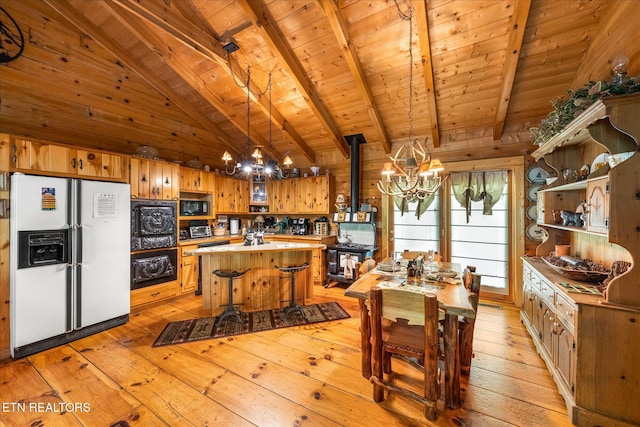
[{"x1": 0, "y1": 134, "x2": 11, "y2": 359}]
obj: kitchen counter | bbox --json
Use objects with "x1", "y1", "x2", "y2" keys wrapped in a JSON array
[
  {"x1": 184, "y1": 241, "x2": 326, "y2": 255},
  {"x1": 179, "y1": 233, "x2": 336, "y2": 246},
  {"x1": 186, "y1": 242, "x2": 326, "y2": 315}
]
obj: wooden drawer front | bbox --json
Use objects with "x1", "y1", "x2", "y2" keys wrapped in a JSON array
[
  {"x1": 131, "y1": 282, "x2": 178, "y2": 307},
  {"x1": 523, "y1": 263, "x2": 533, "y2": 283},
  {"x1": 538, "y1": 278, "x2": 555, "y2": 303},
  {"x1": 529, "y1": 270, "x2": 542, "y2": 292},
  {"x1": 555, "y1": 293, "x2": 576, "y2": 331}
]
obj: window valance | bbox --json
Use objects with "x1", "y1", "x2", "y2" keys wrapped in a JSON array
[{"x1": 451, "y1": 170, "x2": 507, "y2": 223}]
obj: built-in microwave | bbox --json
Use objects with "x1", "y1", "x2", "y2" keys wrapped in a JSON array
[{"x1": 179, "y1": 199, "x2": 209, "y2": 217}]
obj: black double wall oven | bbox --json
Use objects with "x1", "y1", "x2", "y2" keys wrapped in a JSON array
[{"x1": 130, "y1": 200, "x2": 178, "y2": 290}]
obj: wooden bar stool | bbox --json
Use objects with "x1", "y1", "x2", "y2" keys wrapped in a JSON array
[
  {"x1": 212, "y1": 268, "x2": 250, "y2": 327},
  {"x1": 276, "y1": 263, "x2": 310, "y2": 319}
]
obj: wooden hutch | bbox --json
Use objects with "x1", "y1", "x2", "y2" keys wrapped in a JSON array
[{"x1": 521, "y1": 93, "x2": 640, "y2": 426}]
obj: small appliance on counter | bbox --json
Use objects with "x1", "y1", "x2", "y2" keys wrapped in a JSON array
[
  {"x1": 188, "y1": 220, "x2": 212, "y2": 239},
  {"x1": 229, "y1": 217, "x2": 240, "y2": 235},
  {"x1": 293, "y1": 218, "x2": 311, "y2": 235},
  {"x1": 314, "y1": 216, "x2": 330, "y2": 236}
]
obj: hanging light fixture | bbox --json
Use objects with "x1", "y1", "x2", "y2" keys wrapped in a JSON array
[
  {"x1": 222, "y1": 47, "x2": 293, "y2": 178},
  {"x1": 377, "y1": 4, "x2": 447, "y2": 200}
]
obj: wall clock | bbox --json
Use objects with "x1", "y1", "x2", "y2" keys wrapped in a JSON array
[{"x1": 0, "y1": 6, "x2": 25, "y2": 63}]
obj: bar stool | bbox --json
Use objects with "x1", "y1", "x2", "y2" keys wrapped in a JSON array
[
  {"x1": 213, "y1": 268, "x2": 250, "y2": 327},
  {"x1": 276, "y1": 263, "x2": 310, "y2": 319}
]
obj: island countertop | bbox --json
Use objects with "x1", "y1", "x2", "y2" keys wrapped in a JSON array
[{"x1": 184, "y1": 241, "x2": 326, "y2": 256}]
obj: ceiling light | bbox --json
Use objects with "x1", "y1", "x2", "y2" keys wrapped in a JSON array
[{"x1": 377, "y1": 6, "x2": 447, "y2": 200}]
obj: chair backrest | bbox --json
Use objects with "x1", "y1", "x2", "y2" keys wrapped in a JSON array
[
  {"x1": 468, "y1": 272, "x2": 482, "y2": 311},
  {"x1": 401, "y1": 250, "x2": 442, "y2": 262},
  {"x1": 370, "y1": 286, "x2": 438, "y2": 327},
  {"x1": 462, "y1": 265, "x2": 476, "y2": 289}
]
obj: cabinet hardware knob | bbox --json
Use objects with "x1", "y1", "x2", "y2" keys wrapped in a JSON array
[{"x1": 151, "y1": 292, "x2": 160, "y2": 297}]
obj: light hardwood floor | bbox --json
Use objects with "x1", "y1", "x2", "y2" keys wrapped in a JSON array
[{"x1": 0, "y1": 287, "x2": 573, "y2": 426}]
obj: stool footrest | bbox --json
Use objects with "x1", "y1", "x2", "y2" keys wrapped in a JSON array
[{"x1": 275, "y1": 263, "x2": 309, "y2": 273}]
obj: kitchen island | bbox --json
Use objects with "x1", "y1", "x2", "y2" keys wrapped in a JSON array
[{"x1": 185, "y1": 242, "x2": 326, "y2": 315}]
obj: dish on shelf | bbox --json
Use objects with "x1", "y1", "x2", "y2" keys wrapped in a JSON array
[
  {"x1": 542, "y1": 256, "x2": 609, "y2": 283},
  {"x1": 526, "y1": 205, "x2": 538, "y2": 221},
  {"x1": 526, "y1": 184, "x2": 541, "y2": 202},
  {"x1": 526, "y1": 165, "x2": 550, "y2": 184},
  {"x1": 135, "y1": 145, "x2": 160, "y2": 159},
  {"x1": 591, "y1": 153, "x2": 609, "y2": 173},
  {"x1": 608, "y1": 151, "x2": 634, "y2": 168},
  {"x1": 526, "y1": 223, "x2": 546, "y2": 242},
  {"x1": 575, "y1": 164, "x2": 590, "y2": 180}
]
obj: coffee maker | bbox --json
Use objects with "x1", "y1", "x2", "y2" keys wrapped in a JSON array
[{"x1": 293, "y1": 218, "x2": 310, "y2": 235}]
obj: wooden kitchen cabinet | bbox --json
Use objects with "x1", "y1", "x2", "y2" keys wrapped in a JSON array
[
  {"x1": 180, "y1": 167, "x2": 215, "y2": 193},
  {"x1": 524, "y1": 94, "x2": 640, "y2": 426},
  {"x1": 296, "y1": 176, "x2": 330, "y2": 213},
  {"x1": 130, "y1": 281, "x2": 179, "y2": 310},
  {"x1": 215, "y1": 175, "x2": 249, "y2": 213},
  {"x1": 268, "y1": 175, "x2": 330, "y2": 214},
  {"x1": 180, "y1": 244, "x2": 199, "y2": 294},
  {"x1": 11, "y1": 137, "x2": 127, "y2": 181},
  {"x1": 585, "y1": 175, "x2": 609, "y2": 234},
  {"x1": 130, "y1": 157, "x2": 179, "y2": 200},
  {"x1": 269, "y1": 178, "x2": 295, "y2": 213}
]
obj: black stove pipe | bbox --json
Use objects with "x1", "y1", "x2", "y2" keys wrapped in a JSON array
[{"x1": 345, "y1": 133, "x2": 366, "y2": 212}]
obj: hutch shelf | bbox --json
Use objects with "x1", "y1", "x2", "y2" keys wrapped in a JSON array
[{"x1": 523, "y1": 93, "x2": 640, "y2": 426}]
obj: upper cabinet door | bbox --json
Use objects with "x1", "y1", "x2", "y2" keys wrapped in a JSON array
[{"x1": 586, "y1": 176, "x2": 609, "y2": 234}]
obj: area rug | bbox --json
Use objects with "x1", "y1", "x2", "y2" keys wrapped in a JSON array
[{"x1": 152, "y1": 302, "x2": 350, "y2": 347}]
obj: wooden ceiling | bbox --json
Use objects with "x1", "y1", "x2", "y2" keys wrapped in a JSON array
[{"x1": 1, "y1": 0, "x2": 638, "y2": 171}]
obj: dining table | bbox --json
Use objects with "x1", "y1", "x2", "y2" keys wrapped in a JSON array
[{"x1": 344, "y1": 259, "x2": 476, "y2": 409}]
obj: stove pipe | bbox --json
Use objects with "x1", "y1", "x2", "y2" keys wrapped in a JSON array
[{"x1": 345, "y1": 133, "x2": 366, "y2": 212}]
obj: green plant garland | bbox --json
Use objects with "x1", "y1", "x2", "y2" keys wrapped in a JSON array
[{"x1": 530, "y1": 75, "x2": 640, "y2": 145}]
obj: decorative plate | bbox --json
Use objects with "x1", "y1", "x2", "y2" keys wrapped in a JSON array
[
  {"x1": 526, "y1": 223, "x2": 546, "y2": 242},
  {"x1": 526, "y1": 165, "x2": 550, "y2": 184},
  {"x1": 527, "y1": 184, "x2": 541, "y2": 202},
  {"x1": 591, "y1": 153, "x2": 609, "y2": 173},
  {"x1": 526, "y1": 205, "x2": 538, "y2": 221}
]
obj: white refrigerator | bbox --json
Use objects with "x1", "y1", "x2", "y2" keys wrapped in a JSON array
[{"x1": 10, "y1": 174, "x2": 130, "y2": 358}]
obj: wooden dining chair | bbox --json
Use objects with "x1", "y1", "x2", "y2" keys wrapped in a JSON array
[
  {"x1": 401, "y1": 250, "x2": 442, "y2": 261},
  {"x1": 459, "y1": 270, "x2": 482, "y2": 374},
  {"x1": 369, "y1": 286, "x2": 441, "y2": 421}
]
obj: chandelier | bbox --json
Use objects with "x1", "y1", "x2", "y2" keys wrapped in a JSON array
[
  {"x1": 378, "y1": 3, "x2": 447, "y2": 200},
  {"x1": 222, "y1": 47, "x2": 292, "y2": 179}
]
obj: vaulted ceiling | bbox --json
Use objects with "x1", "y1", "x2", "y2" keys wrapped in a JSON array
[{"x1": 1, "y1": 0, "x2": 638, "y2": 171}]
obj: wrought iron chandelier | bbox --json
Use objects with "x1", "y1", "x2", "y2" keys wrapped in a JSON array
[
  {"x1": 377, "y1": 4, "x2": 447, "y2": 200},
  {"x1": 222, "y1": 47, "x2": 292, "y2": 178}
]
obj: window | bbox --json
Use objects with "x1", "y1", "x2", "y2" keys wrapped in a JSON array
[
  {"x1": 450, "y1": 176, "x2": 509, "y2": 295},
  {"x1": 393, "y1": 194, "x2": 440, "y2": 258},
  {"x1": 391, "y1": 170, "x2": 512, "y2": 298}
]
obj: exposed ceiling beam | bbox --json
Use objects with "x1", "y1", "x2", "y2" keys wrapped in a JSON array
[
  {"x1": 237, "y1": 0, "x2": 350, "y2": 158},
  {"x1": 493, "y1": 0, "x2": 531, "y2": 141},
  {"x1": 414, "y1": 0, "x2": 440, "y2": 148},
  {"x1": 102, "y1": 0, "x2": 281, "y2": 161},
  {"x1": 319, "y1": 0, "x2": 391, "y2": 154},
  {"x1": 42, "y1": 0, "x2": 237, "y2": 155},
  {"x1": 112, "y1": 0, "x2": 316, "y2": 163}
]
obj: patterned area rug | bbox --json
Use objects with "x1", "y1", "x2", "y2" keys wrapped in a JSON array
[{"x1": 152, "y1": 302, "x2": 350, "y2": 347}]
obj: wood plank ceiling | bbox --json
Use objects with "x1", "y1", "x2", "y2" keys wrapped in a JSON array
[{"x1": 1, "y1": 0, "x2": 638, "y2": 170}]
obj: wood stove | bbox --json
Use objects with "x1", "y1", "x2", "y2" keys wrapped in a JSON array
[
  {"x1": 326, "y1": 216, "x2": 378, "y2": 287},
  {"x1": 130, "y1": 249, "x2": 177, "y2": 290},
  {"x1": 130, "y1": 200, "x2": 178, "y2": 290}
]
